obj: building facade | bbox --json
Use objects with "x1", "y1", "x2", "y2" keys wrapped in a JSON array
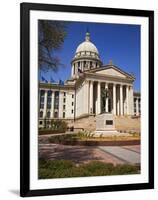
[{"x1": 39, "y1": 32, "x2": 141, "y2": 127}]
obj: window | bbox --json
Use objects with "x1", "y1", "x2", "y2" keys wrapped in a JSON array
[
  {"x1": 47, "y1": 104, "x2": 51, "y2": 109},
  {"x1": 39, "y1": 111, "x2": 43, "y2": 118},
  {"x1": 63, "y1": 98, "x2": 66, "y2": 103},
  {"x1": 47, "y1": 97, "x2": 51, "y2": 103},
  {"x1": 47, "y1": 90, "x2": 52, "y2": 96},
  {"x1": 71, "y1": 110, "x2": 73, "y2": 114},
  {"x1": 55, "y1": 91, "x2": 59, "y2": 96},
  {"x1": 54, "y1": 111, "x2": 58, "y2": 118},
  {"x1": 72, "y1": 94, "x2": 74, "y2": 98},
  {"x1": 54, "y1": 91, "x2": 59, "y2": 110},
  {"x1": 47, "y1": 111, "x2": 51, "y2": 118},
  {"x1": 47, "y1": 91, "x2": 52, "y2": 109},
  {"x1": 40, "y1": 96, "x2": 44, "y2": 103},
  {"x1": 54, "y1": 91, "x2": 59, "y2": 99},
  {"x1": 40, "y1": 90, "x2": 45, "y2": 96},
  {"x1": 63, "y1": 112, "x2": 65, "y2": 118},
  {"x1": 63, "y1": 105, "x2": 65, "y2": 110},
  {"x1": 72, "y1": 102, "x2": 74, "y2": 106},
  {"x1": 64, "y1": 92, "x2": 66, "y2": 96},
  {"x1": 47, "y1": 121, "x2": 50, "y2": 125},
  {"x1": 40, "y1": 103, "x2": 44, "y2": 109},
  {"x1": 40, "y1": 90, "x2": 45, "y2": 108},
  {"x1": 54, "y1": 103, "x2": 59, "y2": 109},
  {"x1": 39, "y1": 121, "x2": 43, "y2": 125}
]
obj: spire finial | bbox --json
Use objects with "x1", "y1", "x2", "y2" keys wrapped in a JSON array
[
  {"x1": 85, "y1": 28, "x2": 90, "y2": 41},
  {"x1": 109, "y1": 60, "x2": 113, "y2": 65}
]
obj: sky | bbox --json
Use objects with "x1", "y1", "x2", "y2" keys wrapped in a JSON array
[{"x1": 40, "y1": 21, "x2": 140, "y2": 92}]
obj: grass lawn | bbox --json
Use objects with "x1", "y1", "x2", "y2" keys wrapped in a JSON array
[{"x1": 39, "y1": 159, "x2": 139, "y2": 179}]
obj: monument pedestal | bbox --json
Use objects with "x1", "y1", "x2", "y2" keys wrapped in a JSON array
[{"x1": 94, "y1": 113, "x2": 118, "y2": 136}]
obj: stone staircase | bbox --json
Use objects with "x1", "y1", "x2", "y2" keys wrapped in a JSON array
[
  {"x1": 73, "y1": 115, "x2": 96, "y2": 131},
  {"x1": 115, "y1": 116, "x2": 140, "y2": 134},
  {"x1": 72, "y1": 115, "x2": 140, "y2": 134}
]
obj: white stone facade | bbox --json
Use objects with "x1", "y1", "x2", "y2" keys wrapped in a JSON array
[{"x1": 39, "y1": 31, "x2": 140, "y2": 127}]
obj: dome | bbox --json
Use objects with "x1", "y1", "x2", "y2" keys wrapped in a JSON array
[
  {"x1": 75, "y1": 32, "x2": 99, "y2": 55},
  {"x1": 76, "y1": 41, "x2": 99, "y2": 54},
  {"x1": 71, "y1": 31, "x2": 102, "y2": 77}
]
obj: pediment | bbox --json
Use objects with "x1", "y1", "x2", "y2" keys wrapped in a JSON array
[{"x1": 94, "y1": 66, "x2": 129, "y2": 78}]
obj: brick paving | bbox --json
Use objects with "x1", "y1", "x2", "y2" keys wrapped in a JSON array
[{"x1": 39, "y1": 143, "x2": 140, "y2": 166}]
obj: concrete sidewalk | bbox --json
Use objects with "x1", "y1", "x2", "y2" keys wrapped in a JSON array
[{"x1": 98, "y1": 146, "x2": 140, "y2": 164}]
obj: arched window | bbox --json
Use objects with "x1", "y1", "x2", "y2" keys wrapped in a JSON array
[
  {"x1": 54, "y1": 111, "x2": 58, "y2": 118},
  {"x1": 40, "y1": 111, "x2": 43, "y2": 118}
]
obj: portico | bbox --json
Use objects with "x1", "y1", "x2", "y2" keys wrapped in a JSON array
[{"x1": 88, "y1": 80, "x2": 133, "y2": 116}]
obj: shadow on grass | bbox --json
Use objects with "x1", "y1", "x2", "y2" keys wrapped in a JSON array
[
  {"x1": 39, "y1": 145, "x2": 103, "y2": 164},
  {"x1": 38, "y1": 159, "x2": 140, "y2": 179}
]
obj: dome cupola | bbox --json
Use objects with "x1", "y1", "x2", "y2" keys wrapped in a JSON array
[
  {"x1": 75, "y1": 32, "x2": 99, "y2": 55},
  {"x1": 71, "y1": 31, "x2": 102, "y2": 77}
]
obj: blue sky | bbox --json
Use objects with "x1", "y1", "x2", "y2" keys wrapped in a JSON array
[{"x1": 40, "y1": 21, "x2": 140, "y2": 92}]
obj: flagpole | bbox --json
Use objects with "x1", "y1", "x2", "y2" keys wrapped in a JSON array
[{"x1": 40, "y1": 69, "x2": 41, "y2": 82}]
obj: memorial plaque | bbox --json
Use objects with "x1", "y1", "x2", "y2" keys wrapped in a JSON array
[
  {"x1": 106, "y1": 120, "x2": 113, "y2": 125},
  {"x1": 95, "y1": 113, "x2": 118, "y2": 136}
]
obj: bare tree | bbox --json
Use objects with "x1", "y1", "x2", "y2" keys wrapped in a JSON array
[{"x1": 38, "y1": 20, "x2": 68, "y2": 72}]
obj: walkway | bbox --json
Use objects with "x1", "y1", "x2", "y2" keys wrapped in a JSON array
[
  {"x1": 39, "y1": 143, "x2": 140, "y2": 166},
  {"x1": 98, "y1": 146, "x2": 140, "y2": 164}
]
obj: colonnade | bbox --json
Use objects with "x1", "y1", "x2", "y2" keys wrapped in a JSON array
[
  {"x1": 89, "y1": 81, "x2": 134, "y2": 116},
  {"x1": 71, "y1": 60, "x2": 100, "y2": 76}
]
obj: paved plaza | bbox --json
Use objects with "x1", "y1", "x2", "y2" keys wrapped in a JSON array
[{"x1": 39, "y1": 143, "x2": 140, "y2": 166}]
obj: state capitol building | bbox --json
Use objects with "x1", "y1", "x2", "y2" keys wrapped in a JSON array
[{"x1": 39, "y1": 31, "x2": 141, "y2": 129}]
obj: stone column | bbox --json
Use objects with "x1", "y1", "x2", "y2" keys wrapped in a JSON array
[
  {"x1": 84, "y1": 80, "x2": 89, "y2": 114},
  {"x1": 136, "y1": 98, "x2": 139, "y2": 116},
  {"x1": 113, "y1": 83, "x2": 116, "y2": 115},
  {"x1": 81, "y1": 61, "x2": 84, "y2": 72},
  {"x1": 87, "y1": 61, "x2": 89, "y2": 69},
  {"x1": 51, "y1": 91, "x2": 54, "y2": 118},
  {"x1": 89, "y1": 81, "x2": 93, "y2": 114},
  {"x1": 97, "y1": 81, "x2": 101, "y2": 114},
  {"x1": 71, "y1": 65, "x2": 74, "y2": 76},
  {"x1": 75, "y1": 63, "x2": 78, "y2": 74},
  {"x1": 129, "y1": 86, "x2": 134, "y2": 115},
  {"x1": 105, "y1": 82, "x2": 109, "y2": 112},
  {"x1": 58, "y1": 91, "x2": 63, "y2": 118},
  {"x1": 43, "y1": 90, "x2": 48, "y2": 118},
  {"x1": 74, "y1": 63, "x2": 76, "y2": 75},
  {"x1": 126, "y1": 85, "x2": 129, "y2": 115},
  {"x1": 117, "y1": 98, "x2": 120, "y2": 115},
  {"x1": 120, "y1": 84, "x2": 123, "y2": 115}
]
